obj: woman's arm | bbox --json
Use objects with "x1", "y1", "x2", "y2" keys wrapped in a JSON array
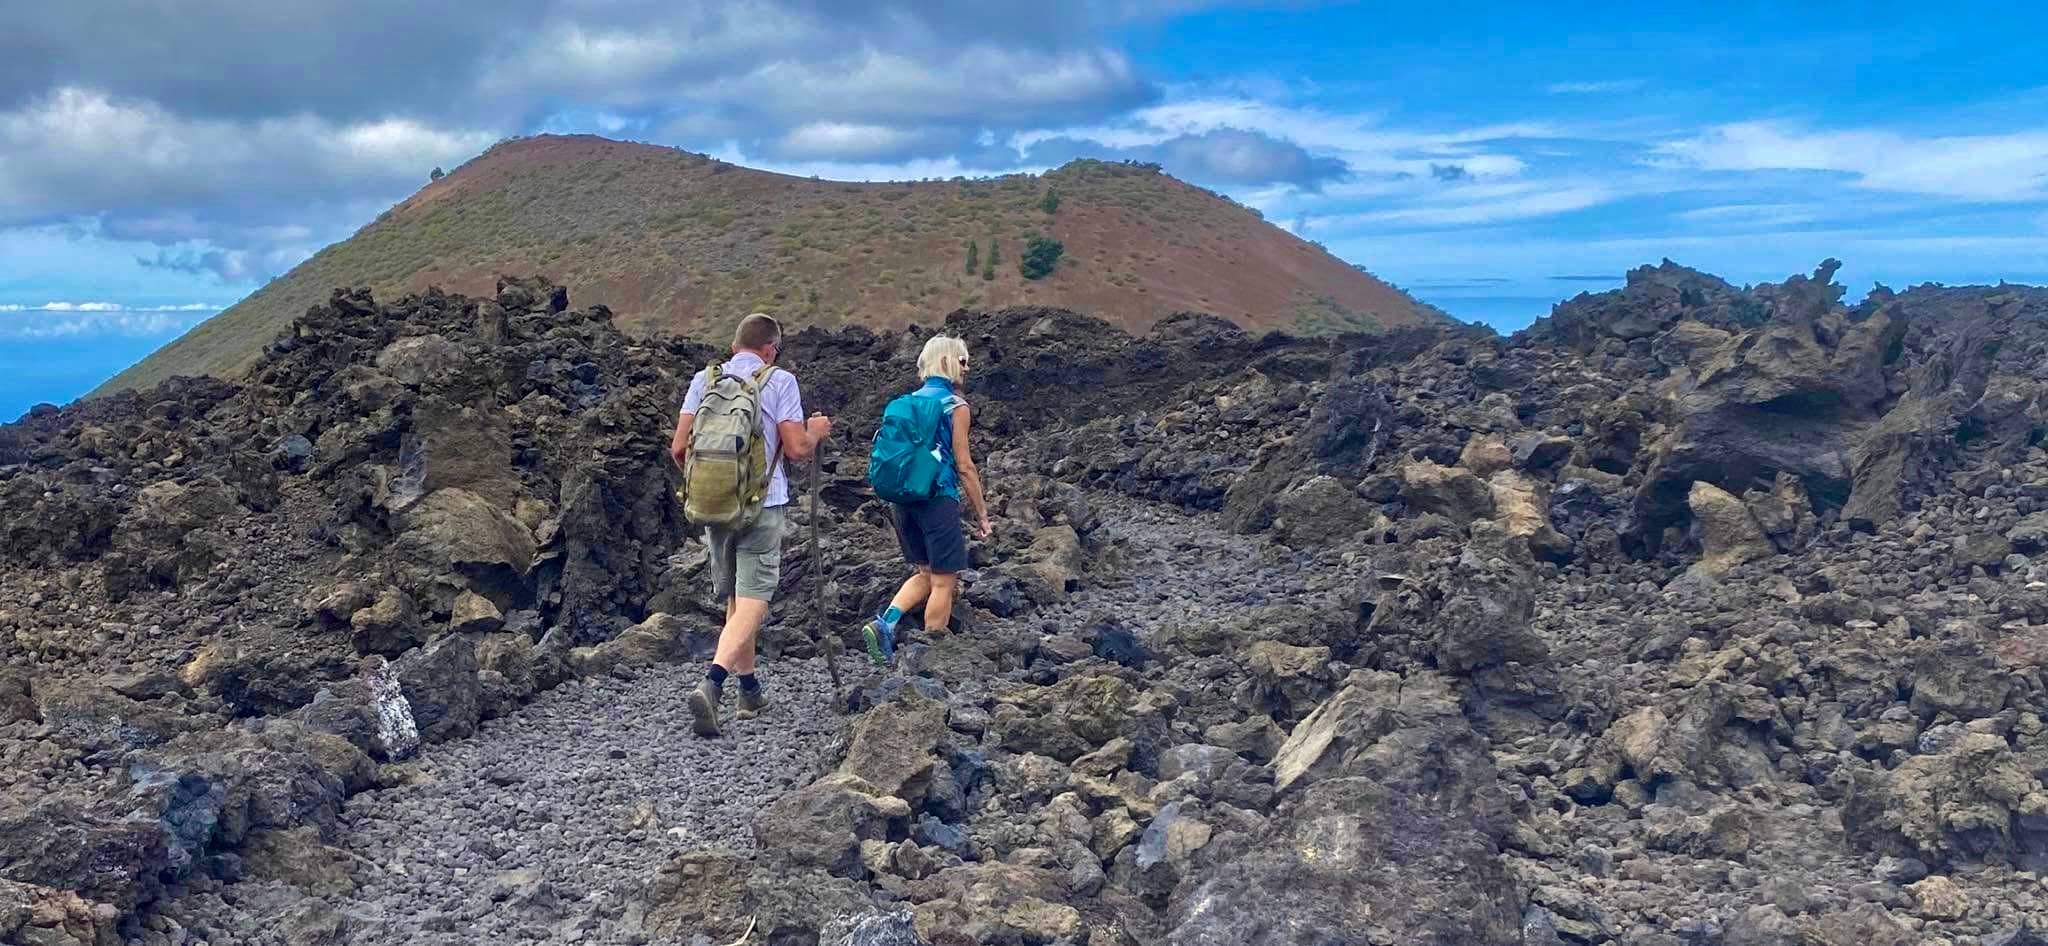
[{"x1": 951, "y1": 404, "x2": 991, "y2": 538}]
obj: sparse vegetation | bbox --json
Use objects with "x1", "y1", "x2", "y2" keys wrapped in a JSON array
[
  {"x1": 1038, "y1": 189, "x2": 1061, "y2": 214},
  {"x1": 1020, "y1": 235, "x2": 1064, "y2": 280},
  {"x1": 99, "y1": 136, "x2": 1438, "y2": 395}
]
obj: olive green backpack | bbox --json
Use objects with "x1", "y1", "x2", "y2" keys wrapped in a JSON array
[{"x1": 680, "y1": 362, "x2": 778, "y2": 528}]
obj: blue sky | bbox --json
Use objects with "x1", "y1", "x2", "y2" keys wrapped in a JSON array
[{"x1": 5, "y1": 1, "x2": 2048, "y2": 416}]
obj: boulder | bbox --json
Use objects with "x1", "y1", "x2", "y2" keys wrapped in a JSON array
[
  {"x1": 1510, "y1": 432, "x2": 1574, "y2": 471},
  {"x1": 1688, "y1": 481, "x2": 1773, "y2": 575},
  {"x1": 1433, "y1": 521, "x2": 1547, "y2": 673},
  {"x1": 1459, "y1": 435, "x2": 1513, "y2": 476},
  {"x1": 838, "y1": 694, "x2": 950, "y2": 807},
  {"x1": 1842, "y1": 731, "x2": 2048, "y2": 869},
  {"x1": 373, "y1": 333, "x2": 467, "y2": 387},
  {"x1": 1168, "y1": 775, "x2": 1521, "y2": 945},
  {"x1": 1488, "y1": 470, "x2": 1571, "y2": 561},
  {"x1": 1022, "y1": 526, "x2": 1085, "y2": 597},
  {"x1": 350, "y1": 586, "x2": 422, "y2": 656},
  {"x1": 397, "y1": 487, "x2": 536, "y2": 595},
  {"x1": 0, "y1": 879, "x2": 120, "y2": 946},
  {"x1": 1400, "y1": 460, "x2": 1496, "y2": 525},
  {"x1": 906, "y1": 864, "x2": 1084, "y2": 946},
  {"x1": 449, "y1": 590, "x2": 505, "y2": 635},
  {"x1": 296, "y1": 659, "x2": 420, "y2": 761},
  {"x1": 1272, "y1": 475, "x2": 1379, "y2": 547},
  {"x1": 752, "y1": 775, "x2": 912, "y2": 878},
  {"x1": 394, "y1": 633, "x2": 481, "y2": 742},
  {"x1": 640, "y1": 851, "x2": 877, "y2": 943},
  {"x1": 989, "y1": 674, "x2": 1163, "y2": 764},
  {"x1": 1243, "y1": 640, "x2": 1335, "y2": 720},
  {"x1": 569, "y1": 613, "x2": 703, "y2": 676},
  {"x1": 2011, "y1": 511, "x2": 2048, "y2": 554}
]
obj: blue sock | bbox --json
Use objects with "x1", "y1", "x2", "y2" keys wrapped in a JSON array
[
  {"x1": 706, "y1": 664, "x2": 728, "y2": 687},
  {"x1": 875, "y1": 606, "x2": 904, "y2": 632}
]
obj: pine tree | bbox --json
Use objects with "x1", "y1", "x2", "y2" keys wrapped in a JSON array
[
  {"x1": 965, "y1": 239, "x2": 979, "y2": 275},
  {"x1": 429, "y1": 167, "x2": 445, "y2": 181},
  {"x1": 1038, "y1": 188, "x2": 1061, "y2": 214},
  {"x1": 982, "y1": 237, "x2": 999, "y2": 280}
]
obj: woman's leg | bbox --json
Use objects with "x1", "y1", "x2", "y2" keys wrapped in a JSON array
[
  {"x1": 891, "y1": 566, "x2": 933, "y2": 614},
  {"x1": 924, "y1": 572, "x2": 959, "y2": 635}
]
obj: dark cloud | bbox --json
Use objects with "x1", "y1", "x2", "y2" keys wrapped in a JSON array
[
  {"x1": 1024, "y1": 128, "x2": 1349, "y2": 189},
  {"x1": 1430, "y1": 163, "x2": 1469, "y2": 181}
]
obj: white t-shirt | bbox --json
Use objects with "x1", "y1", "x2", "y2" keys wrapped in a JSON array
[{"x1": 680, "y1": 351, "x2": 805, "y2": 508}]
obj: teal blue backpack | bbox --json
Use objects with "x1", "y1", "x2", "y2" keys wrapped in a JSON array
[{"x1": 869, "y1": 392, "x2": 948, "y2": 504}]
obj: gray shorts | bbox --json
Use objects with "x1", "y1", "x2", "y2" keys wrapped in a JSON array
[{"x1": 705, "y1": 506, "x2": 785, "y2": 602}]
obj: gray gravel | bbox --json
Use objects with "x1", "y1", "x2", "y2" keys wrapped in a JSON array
[{"x1": 165, "y1": 657, "x2": 842, "y2": 946}]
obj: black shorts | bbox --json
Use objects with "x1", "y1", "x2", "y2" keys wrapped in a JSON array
[{"x1": 893, "y1": 496, "x2": 969, "y2": 574}]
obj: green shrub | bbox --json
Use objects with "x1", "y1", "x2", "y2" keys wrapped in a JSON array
[
  {"x1": 1019, "y1": 235, "x2": 1064, "y2": 280},
  {"x1": 1038, "y1": 188, "x2": 1061, "y2": 214},
  {"x1": 430, "y1": 167, "x2": 445, "y2": 181},
  {"x1": 965, "y1": 239, "x2": 979, "y2": 274}
]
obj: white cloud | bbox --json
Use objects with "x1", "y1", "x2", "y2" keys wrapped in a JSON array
[
  {"x1": 1307, "y1": 183, "x2": 1616, "y2": 229},
  {"x1": 39, "y1": 301, "x2": 125, "y2": 311},
  {"x1": 0, "y1": 309, "x2": 211, "y2": 339},
  {"x1": 1676, "y1": 203, "x2": 1828, "y2": 228},
  {"x1": 0, "y1": 87, "x2": 497, "y2": 227},
  {"x1": 775, "y1": 122, "x2": 931, "y2": 160},
  {"x1": 1545, "y1": 80, "x2": 1646, "y2": 95},
  {"x1": 1653, "y1": 121, "x2": 2048, "y2": 201}
]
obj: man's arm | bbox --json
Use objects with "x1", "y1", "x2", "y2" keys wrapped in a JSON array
[
  {"x1": 669, "y1": 412, "x2": 693, "y2": 470},
  {"x1": 771, "y1": 371, "x2": 831, "y2": 461},
  {"x1": 778, "y1": 416, "x2": 832, "y2": 461}
]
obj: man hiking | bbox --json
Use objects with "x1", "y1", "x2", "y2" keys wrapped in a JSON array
[
  {"x1": 859, "y1": 334, "x2": 990, "y2": 664},
  {"x1": 669, "y1": 312, "x2": 831, "y2": 737}
]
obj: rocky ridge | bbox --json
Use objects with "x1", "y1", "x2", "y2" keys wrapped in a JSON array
[{"x1": 2, "y1": 261, "x2": 2047, "y2": 946}]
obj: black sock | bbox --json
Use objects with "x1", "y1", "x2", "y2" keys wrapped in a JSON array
[
  {"x1": 706, "y1": 664, "x2": 729, "y2": 687},
  {"x1": 737, "y1": 674, "x2": 760, "y2": 693}
]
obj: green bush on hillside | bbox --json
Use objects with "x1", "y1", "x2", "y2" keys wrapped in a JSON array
[
  {"x1": 965, "y1": 239, "x2": 979, "y2": 274},
  {"x1": 1038, "y1": 189, "x2": 1061, "y2": 214},
  {"x1": 1020, "y1": 235, "x2": 1064, "y2": 280}
]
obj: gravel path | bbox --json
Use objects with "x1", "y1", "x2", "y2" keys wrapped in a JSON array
[
  {"x1": 168, "y1": 657, "x2": 841, "y2": 946},
  {"x1": 166, "y1": 494, "x2": 1329, "y2": 946}
]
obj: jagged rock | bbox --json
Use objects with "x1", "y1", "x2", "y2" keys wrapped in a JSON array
[
  {"x1": 753, "y1": 775, "x2": 912, "y2": 878},
  {"x1": 296, "y1": 659, "x2": 419, "y2": 761},
  {"x1": 839, "y1": 693, "x2": 949, "y2": 806},
  {"x1": 989, "y1": 673, "x2": 1164, "y2": 764},
  {"x1": 449, "y1": 590, "x2": 505, "y2": 635},
  {"x1": 350, "y1": 586, "x2": 422, "y2": 656},
  {"x1": 396, "y1": 487, "x2": 536, "y2": 596},
  {"x1": 640, "y1": 851, "x2": 876, "y2": 942},
  {"x1": 1511, "y1": 432, "x2": 1574, "y2": 471},
  {"x1": 1489, "y1": 470, "x2": 1571, "y2": 561},
  {"x1": 1460, "y1": 434, "x2": 1513, "y2": 476},
  {"x1": 1400, "y1": 459, "x2": 1496, "y2": 525},
  {"x1": 0, "y1": 670, "x2": 34, "y2": 724},
  {"x1": 33, "y1": 682, "x2": 203, "y2": 756},
  {"x1": 568, "y1": 612, "x2": 702, "y2": 676},
  {"x1": 906, "y1": 864, "x2": 1083, "y2": 946},
  {"x1": 1433, "y1": 521, "x2": 1547, "y2": 672},
  {"x1": 373, "y1": 334, "x2": 467, "y2": 387},
  {"x1": 179, "y1": 638, "x2": 338, "y2": 717},
  {"x1": 394, "y1": 633, "x2": 480, "y2": 742},
  {"x1": 1272, "y1": 474, "x2": 1378, "y2": 547},
  {"x1": 2011, "y1": 512, "x2": 2048, "y2": 553},
  {"x1": 1022, "y1": 526, "x2": 1085, "y2": 598},
  {"x1": 1169, "y1": 774, "x2": 1520, "y2": 945},
  {"x1": 1689, "y1": 481, "x2": 1774, "y2": 575},
  {"x1": 1741, "y1": 472, "x2": 1817, "y2": 551},
  {"x1": 0, "y1": 879, "x2": 120, "y2": 946},
  {"x1": 1843, "y1": 731, "x2": 2048, "y2": 869},
  {"x1": 1907, "y1": 875, "x2": 1969, "y2": 920}
]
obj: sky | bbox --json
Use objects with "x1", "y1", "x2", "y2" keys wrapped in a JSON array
[{"x1": 5, "y1": 1, "x2": 2048, "y2": 417}]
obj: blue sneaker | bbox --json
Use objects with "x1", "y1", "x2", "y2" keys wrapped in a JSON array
[{"x1": 860, "y1": 620, "x2": 897, "y2": 666}]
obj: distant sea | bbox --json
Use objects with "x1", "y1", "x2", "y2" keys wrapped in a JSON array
[
  {"x1": 0, "y1": 310, "x2": 215, "y2": 424},
  {"x1": 1417, "y1": 293, "x2": 1583, "y2": 333}
]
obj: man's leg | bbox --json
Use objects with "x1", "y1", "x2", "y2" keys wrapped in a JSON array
[{"x1": 715, "y1": 596, "x2": 772, "y2": 675}]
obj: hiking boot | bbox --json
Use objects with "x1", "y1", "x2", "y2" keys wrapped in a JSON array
[
  {"x1": 860, "y1": 620, "x2": 896, "y2": 666},
  {"x1": 736, "y1": 686, "x2": 769, "y2": 719},
  {"x1": 687, "y1": 680, "x2": 722, "y2": 737}
]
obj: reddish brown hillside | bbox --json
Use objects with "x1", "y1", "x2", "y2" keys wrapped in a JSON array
[{"x1": 103, "y1": 134, "x2": 1440, "y2": 393}]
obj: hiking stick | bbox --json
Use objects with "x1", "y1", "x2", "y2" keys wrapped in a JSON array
[{"x1": 809, "y1": 449, "x2": 844, "y2": 710}]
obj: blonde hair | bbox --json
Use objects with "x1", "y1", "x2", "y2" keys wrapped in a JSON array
[
  {"x1": 734, "y1": 312, "x2": 781, "y2": 351},
  {"x1": 917, "y1": 335, "x2": 969, "y2": 384}
]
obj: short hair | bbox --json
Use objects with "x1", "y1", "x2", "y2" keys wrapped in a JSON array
[
  {"x1": 734, "y1": 313, "x2": 781, "y2": 351},
  {"x1": 918, "y1": 335, "x2": 969, "y2": 384}
]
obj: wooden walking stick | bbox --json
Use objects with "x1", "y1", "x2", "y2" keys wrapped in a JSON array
[{"x1": 809, "y1": 450, "x2": 845, "y2": 710}]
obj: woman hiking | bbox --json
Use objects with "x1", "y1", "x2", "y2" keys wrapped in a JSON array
[{"x1": 860, "y1": 334, "x2": 991, "y2": 664}]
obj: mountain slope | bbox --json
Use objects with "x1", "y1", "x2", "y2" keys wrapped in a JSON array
[{"x1": 100, "y1": 134, "x2": 1442, "y2": 394}]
